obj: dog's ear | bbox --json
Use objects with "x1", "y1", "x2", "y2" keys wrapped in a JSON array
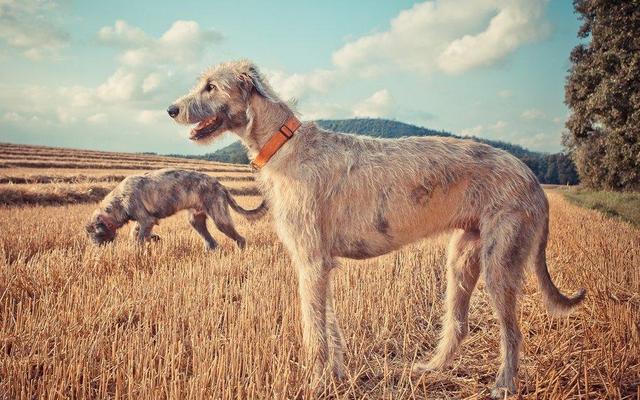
[{"x1": 238, "y1": 63, "x2": 279, "y2": 103}]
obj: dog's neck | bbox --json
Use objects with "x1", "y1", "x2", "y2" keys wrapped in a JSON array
[{"x1": 244, "y1": 94, "x2": 296, "y2": 157}]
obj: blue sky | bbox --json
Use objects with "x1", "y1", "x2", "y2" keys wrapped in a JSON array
[{"x1": 0, "y1": 0, "x2": 581, "y2": 154}]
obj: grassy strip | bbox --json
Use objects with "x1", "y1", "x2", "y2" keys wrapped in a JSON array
[
  {"x1": 559, "y1": 187, "x2": 640, "y2": 226},
  {"x1": 0, "y1": 160, "x2": 250, "y2": 173},
  {"x1": 0, "y1": 174, "x2": 254, "y2": 185},
  {"x1": 0, "y1": 183, "x2": 260, "y2": 206},
  {"x1": 0, "y1": 175, "x2": 128, "y2": 184}
]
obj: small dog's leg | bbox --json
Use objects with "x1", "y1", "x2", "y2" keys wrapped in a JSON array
[
  {"x1": 129, "y1": 222, "x2": 141, "y2": 241},
  {"x1": 207, "y1": 205, "x2": 246, "y2": 249},
  {"x1": 415, "y1": 230, "x2": 481, "y2": 372},
  {"x1": 214, "y1": 220, "x2": 246, "y2": 249},
  {"x1": 188, "y1": 211, "x2": 218, "y2": 250},
  {"x1": 135, "y1": 219, "x2": 156, "y2": 244}
]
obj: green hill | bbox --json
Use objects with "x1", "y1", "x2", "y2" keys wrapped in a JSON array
[{"x1": 172, "y1": 118, "x2": 578, "y2": 185}]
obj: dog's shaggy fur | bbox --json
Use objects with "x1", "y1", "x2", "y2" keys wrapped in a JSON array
[
  {"x1": 168, "y1": 60, "x2": 586, "y2": 398},
  {"x1": 86, "y1": 168, "x2": 267, "y2": 250}
]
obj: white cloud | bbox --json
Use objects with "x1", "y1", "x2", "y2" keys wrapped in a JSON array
[
  {"x1": 0, "y1": 0, "x2": 69, "y2": 60},
  {"x1": 92, "y1": 20, "x2": 224, "y2": 105},
  {"x1": 437, "y1": 1, "x2": 550, "y2": 74},
  {"x1": 59, "y1": 86, "x2": 94, "y2": 108},
  {"x1": 57, "y1": 108, "x2": 77, "y2": 124},
  {"x1": 460, "y1": 121, "x2": 506, "y2": 137},
  {"x1": 87, "y1": 113, "x2": 107, "y2": 124},
  {"x1": 98, "y1": 20, "x2": 150, "y2": 47},
  {"x1": 96, "y1": 69, "x2": 138, "y2": 102},
  {"x1": 460, "y1": 125, "x2": 484, "y2": 136},
  {"x1": 142, "y1": 72, "x2": 162, "y2": 93},
  {"x1": 353, "y1": 89, "x2": 393, "y2": 118},
  {"x1": 136, "y1": 109, "x2": 164, "y2": 125},
  {"x1": 241, "y1": 0, "x2": 552, "y2": 132},
  {"x1": 458, "y1": 120, "x2": 562, "y2": 152},
  {"x1": 266, "y1": 69, "x2": 339, "y2": 100},
  {"x1": 521, "y1": 108, "x2": 546, "y2": 120},
  {"x1": 3, "y1": 111, "x2": 24, "y2": 122},
  {"x1": 518, "y1": 131, "x2": 557, "y2": 151},
  {"x1": 332, "y1": 0, "x2": 550, "y2": 75},
  {"x1": 99, "y1": 20, "x2": 222, "y2": 67},
  {"x1": 0, "y1": 19, "x2": 225, "y2": 141},
  {"x1": 491, "y1": 120, "x2": 508, "y2": 130},
  {"x1": 298, "y1": 102, "x2": 349, "y2": 120}
]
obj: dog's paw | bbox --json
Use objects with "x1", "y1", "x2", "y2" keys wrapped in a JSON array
[
  {"x1": 204, "y1": 243, "x2": 218, "y2": 252},
  {"x1": 490, "y1": 384, "x2": 516, "y2": 399},
  {"x1": 411, "y1": 357, "x2": 449, "y2": 375},
  {"x1": 412, "y1": 362, "x2": 434, "y2": 376}
]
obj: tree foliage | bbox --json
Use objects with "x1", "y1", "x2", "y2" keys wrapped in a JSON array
[{"x1": 565, "y1": 0, "x2": 640, "y2": 191}]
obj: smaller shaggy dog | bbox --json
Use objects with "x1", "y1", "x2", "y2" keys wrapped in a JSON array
[{"x1": 86, "y1": 168, "x2": 266, "y2": 249}]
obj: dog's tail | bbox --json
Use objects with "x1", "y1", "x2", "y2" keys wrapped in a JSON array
[
  {"x1": 533, "y1": 220, "x2": 586, "y2": 317},
  {"x1": 224, "y1": 189, "x2": 268, "y2": 221}
]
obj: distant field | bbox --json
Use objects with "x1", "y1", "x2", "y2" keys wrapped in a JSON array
[
  {"x1": 0, "y1": 143, "x2": 638, "y2": 399},
  {"x1": 0, "y1": 143, "x2": 257, "y2": 206}
]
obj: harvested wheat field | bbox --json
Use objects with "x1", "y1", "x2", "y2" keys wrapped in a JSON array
[{"x1": 0, "y1": 144, "x2": 638, "y2": 399}]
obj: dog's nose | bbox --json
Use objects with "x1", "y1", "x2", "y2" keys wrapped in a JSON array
[{"x1": 167, "y1": 105, "x2": 180, "y2": 118}]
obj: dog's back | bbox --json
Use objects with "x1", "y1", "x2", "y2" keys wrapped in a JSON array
[{"x1": 118, "y1": 168, "x2": 218, "y2": 218}]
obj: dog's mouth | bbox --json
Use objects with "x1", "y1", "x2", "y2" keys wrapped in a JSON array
[{"x1": 190, "y1": 115, "x2": 224, "y2": 141}]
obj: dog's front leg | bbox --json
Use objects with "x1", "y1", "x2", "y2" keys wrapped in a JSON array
[
  {"x1": 135, "y1": 219, "x2": 155, "y2": 244},
  {"x1": 295, "y1": 253, "x2": 332, "y2": 385},
  {"x1": 325, "y1": 274, "x2": 346, "y2": 379},
  {"x1": 129, "y1": 222, "x2": 140, "y2": 241}
]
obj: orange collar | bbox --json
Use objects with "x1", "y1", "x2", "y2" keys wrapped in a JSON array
[{"x1": 250, "y1": 116, "x2": 301, "y2": 170}]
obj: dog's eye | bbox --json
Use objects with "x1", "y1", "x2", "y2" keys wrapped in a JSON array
[{"x1": 207, "y1": 83, "x2": 217, "y2": 92}]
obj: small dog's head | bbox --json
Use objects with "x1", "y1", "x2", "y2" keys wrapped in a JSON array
[
  {"x1": 85, "y1": 210, "x2": 117, "y2": 245},
  {"x1": 167, "y1": 59, "x2": 280, "y2": 144}
]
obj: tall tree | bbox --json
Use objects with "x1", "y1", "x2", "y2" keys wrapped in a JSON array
[{"x1": 565, "y1": 0, "x2": 640, "y2": 191}]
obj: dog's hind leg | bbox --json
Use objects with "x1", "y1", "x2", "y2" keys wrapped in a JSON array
[
  {"x1": 414, "y1": 229, "x2": 481, "y2": 373},
  {"x1": 482, "y1": 215, "x2": 534, "y2": 399},
  {"x1": 206, "y1": 202, "x2": 246, "y2": 249},
  {"x1": 188, "y1": 210, "x2": 218, "y2": 250}
]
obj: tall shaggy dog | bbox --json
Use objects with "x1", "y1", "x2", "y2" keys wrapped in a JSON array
[
  {"x1": 168, "y1": 60, "x2": 586, "y2": 398},
  {"x1": 86, "y1": 168, "x2": 267, "y2": 249}
]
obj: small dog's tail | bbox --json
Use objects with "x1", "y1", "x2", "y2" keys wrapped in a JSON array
[
  {"x1": 224, "y1": 190, "x2": 268, "y2": 221},
  {"x1": 534, "y1": 221, "x2": 586, "y2": 317}
]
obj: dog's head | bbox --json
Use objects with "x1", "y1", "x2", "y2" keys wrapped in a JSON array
[
  {"x1": 167, "y1": 60, "x2": 280, "y2": 144},
  {"x1": 85, "y1": 210, "x2": 117, "y2": 245}
]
